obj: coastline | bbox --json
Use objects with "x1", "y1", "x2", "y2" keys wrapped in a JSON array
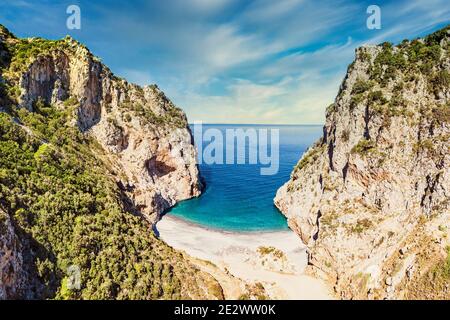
[
  {"x1": 156, "y1": 214, "x2": 333, "y2": 300},
  {"x1": 159, "y1": 213, "x2": 290, "y2": 236}
]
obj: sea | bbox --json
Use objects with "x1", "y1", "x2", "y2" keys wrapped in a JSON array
[{"x1": 166, "y1": 124, "x2": 323, "y2": 232}]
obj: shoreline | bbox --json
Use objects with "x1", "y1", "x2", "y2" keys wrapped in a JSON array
[
  {"x1": 159, "y1": 213, "x2": 291, "y2": 236},
  {"x1": 156, "y1": 214, "x2": 333, "y2": 300}
]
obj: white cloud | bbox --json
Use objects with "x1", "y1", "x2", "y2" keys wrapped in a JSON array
[{"x1": 4, "y1": 0, "x2": 447, "y2": 124}]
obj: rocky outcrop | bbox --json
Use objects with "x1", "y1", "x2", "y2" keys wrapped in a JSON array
[
  {"x1": 0, "y1": 209, "x2": 24, "y2": 299},
  {"x1": 275, "y1": 26, "x2": 450, "y2": 299},
  {"x1": 0, "y1": 25, "x2": 206, "y2": 299},
  {"x1": 5, "y1": 32, "x2": 201, "y2": 222}
]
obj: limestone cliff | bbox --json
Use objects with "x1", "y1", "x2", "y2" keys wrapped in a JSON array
[
  {"x1": 1, "y1": 29, "x2": 201, "y2": 222},
  {"x1": 275, "y1": 26, "x2": 450, "y2": 299},
  {"x1": 0, "y1": 25, "x2": 213, "y2": 299}
]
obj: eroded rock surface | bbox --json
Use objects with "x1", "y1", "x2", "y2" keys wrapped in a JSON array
[
  {"x1": 0, "y1": 25, "x2": 207, "y2": 299},
  {"x1": 275, "y1": 26, "x2": 450, "y2": 299}
]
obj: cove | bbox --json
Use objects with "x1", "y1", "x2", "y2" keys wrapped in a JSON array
[{"x1": 167, "y1": 124, "x2": 323, "y2": 232}]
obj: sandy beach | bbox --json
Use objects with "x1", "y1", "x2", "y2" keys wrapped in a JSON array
[{"x1": 156, "y1": 215, "x2": 332, "y2": 300}]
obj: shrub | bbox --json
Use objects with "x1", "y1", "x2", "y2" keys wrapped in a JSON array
[
  {"x1": 341, "y1": 129, "x2": 350, "y2": 142},
  {"x1": 351, "y1": 138, "x2": 376, "y2": 155},
  {"x1": 294, "y1": 144, "x2": 325, "y2": 172},
  {"x1": 0, "y1": 108, "x2": 213, "y2": 300},
  {"x1": 352, "y1": 79, "x2": 373, "y2": 95},
  {"x1": 350, "y1": 93, "x2": 364, "y2": 111},
  {"x1": 326, "y1": 103, "x2": 336, "y2": 115},
  {"x1": 431, "y1": 70, "x2": 450, "y2": 91},
  {"x1": 368, "y1": 90, "x2": 388, "y2": 105},
  {"x1": 63, "y1": 96, "x2": 79, "y2": 107}
]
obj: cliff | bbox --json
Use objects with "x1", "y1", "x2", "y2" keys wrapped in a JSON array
[
  {"x1": 0, "y1": 25, "x2": 217, "y2": 299},
  {"x1": 1, "y1": 26, "x2": 202, "y2": 222},
  {"x1": 275, "y1": 26, "x2": 450, "y2": 299}
]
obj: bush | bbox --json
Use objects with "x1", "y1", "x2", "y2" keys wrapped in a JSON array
[
  {"x1": 0, "y1": 109, "x2": 213, "y2": 300},
  {"x1": 63, "y1": 96, "x2": 79, "y2": 107},
  {"x1": 368, "y1": 90, "x2": 388, "y2": 105},
  {"x1": 351, "y1": 138, "x2": 376, "y2": 155},
  {"x1": 352, "y1": 78, "x2": 373, "y2": 95}
]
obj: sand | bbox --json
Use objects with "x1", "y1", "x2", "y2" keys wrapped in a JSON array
[{"x1": 156, "y1": 215, "x2": 333, "y2": 300}]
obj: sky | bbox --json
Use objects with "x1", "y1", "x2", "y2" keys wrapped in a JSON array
[{"x1": 0, "y1": 0, "x2": 449, "y2": 124}]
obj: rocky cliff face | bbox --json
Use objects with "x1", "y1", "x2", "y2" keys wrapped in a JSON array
[
  {"x1": 7, "y1": 33, "x2": 201, "y2": 222},
  {"x1": 0, "y1": 208, "x2": 24, "y2": 299},
  {"x1": 0, "y1": 25, "x2": 212, "y2": 300},
  {"x1": 275, "y1": 26, "x2": 450, "y2": 299}
]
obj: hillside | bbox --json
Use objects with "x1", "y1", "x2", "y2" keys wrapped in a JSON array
[
  {"x1": 275, "y1": 25, "x2": 450, "y2": 299},
  {"x1": 0, "y1": 24, "x2": 222, "y2": 299}
]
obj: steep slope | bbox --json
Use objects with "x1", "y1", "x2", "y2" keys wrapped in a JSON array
[
  {"x1": 1, "y1": 26, "x2": 202, "y2": 222},
  {"x1": 0, "y1": 25, "x2": 220, "y2": 299},
  {"x1": 275, "y1": 26, "x2": 450, "y2": 299}
]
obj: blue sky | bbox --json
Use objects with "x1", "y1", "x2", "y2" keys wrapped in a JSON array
[{"x1": 0, "y1": 0, "x2": 449, "y2": 124}]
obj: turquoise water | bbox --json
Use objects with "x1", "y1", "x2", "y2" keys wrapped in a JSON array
[{"x1": 167, "y1": 125, "x2": 323, "y2": 232}]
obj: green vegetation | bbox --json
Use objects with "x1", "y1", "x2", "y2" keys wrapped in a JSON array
[
  {"x1": 351, "y1": 138, "x2": 376, "y2": 155},
  {"x1": 63, "y1": 96, "x2": 79, "y2": 107},
  {"x1": 352, "y1": 78, "x2": 373, "y2": 95},
  {"x1": 0, "y1": 107, "x2": 215, "y2": 300},
  {"x1": 367, "y1": 90, "x2": 387, "y2": 105},
  {"x1": 6, "y1": 38, "x2": 70, "y2": 78},
  {"x1": 429, "y1": 70, "x2": 450, "y2": 96},
  {"x1": 413, "y1": 139, "x2": 435, "y2": 155},
  {"x1": 126, "y1": 98, "x2": 187, "y2": 128},
  {"x1": 326, "y1": 103, "x2": 336, "y2": 115},
  {"x1": 320, "y1": 210, "x2": 339, "y2": 232},
  {"x1": 369, "y1": 42, "x2": 407, "y2": 86},
  {"x1": 257, "y1": 246, "x2": 285, "y2": 259},
  {"x1": 294, "y1": 144, "x2": 325, "y2": 172},
  {"x1": 349, "y1": 93, "x2": 364, "y2": 111},
  {"x1": 359, "y1": 50, "x2": 372, "y2": 62},
  {"x1": 408, "y1": 246, "x2": 450, "y2": 299},
  {"x1": 429, "y1": 246, "x2": 450, "y2": 286},
  {"x1": 0, "y1": 25, "x2": 218, "y2": 300},
  {"x1": 366, "y1": 25, "x2": 449, "y2": 98}
]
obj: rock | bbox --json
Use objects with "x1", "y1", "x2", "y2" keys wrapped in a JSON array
[
  {"x1": 0, "y1": 25, "x2": 206, "y2": 299},
  {"x1": 399, "y1": 246, "x2": 408, "y2": 255},
  {"x1": 406, "y1": 265, "x2": 415, "y2": 279},
  {"x1": 0, "y1": 209, "x2": 22, "y2": 299},
  {"x1": 8, "y1": 34, "x2": 202, "y2": 223},
  {"x1": 385, "y1": 277, "x2": 393, "y2": 286},
  {"x1": 274, "y1": 25, "x2": 450, "y2": 299}
]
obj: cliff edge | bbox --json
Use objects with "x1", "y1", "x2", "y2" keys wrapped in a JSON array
[
  {"x1": 0, "y1": 25, "x2": 215, "y2": 299},
  {"x1": 275, "y1": 26, "x2": 450, "y2": 299}
]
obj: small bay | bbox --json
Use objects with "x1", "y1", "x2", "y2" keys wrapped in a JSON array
[{"x1": 167, "y1": 124, "x2": 323, "y2": 232}]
